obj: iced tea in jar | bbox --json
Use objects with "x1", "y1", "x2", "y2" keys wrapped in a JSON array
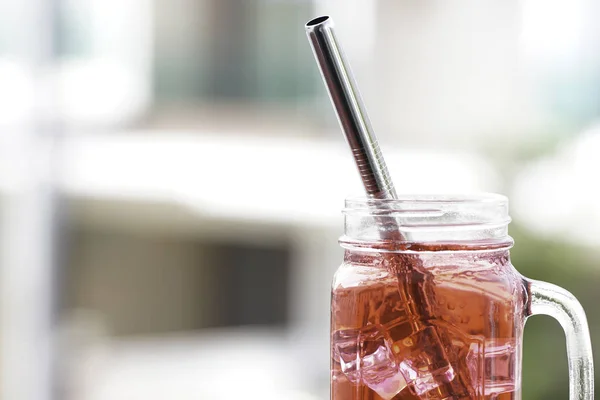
[{"x1": 331, "y1": 194, "x2": 593, "y2": 400}]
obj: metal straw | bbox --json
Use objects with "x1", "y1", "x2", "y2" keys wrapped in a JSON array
[{"x1": 305, "y1": 16, "x2": 397, "y2": 200}]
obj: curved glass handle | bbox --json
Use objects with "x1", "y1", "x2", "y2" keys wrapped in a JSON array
[{"x1": 525, "y1": 278, "x2": 594, "y2": 400}]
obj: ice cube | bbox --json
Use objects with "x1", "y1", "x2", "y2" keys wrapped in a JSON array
[
  {"x1": 465, "y1": 340, "x2": 484, "y2": 396},
  {"x1": 332, "y1": 326, "x2": 408, "y2": 399},
  {"x1": 333, "y1": 328, "x2": 363, "y2": 384},
  {"x1": 466, "y1": 338, "x2": 518, "y2": 396},
  {"x1": 390, "y1": 326, "x2": 456, "y2": 395}
]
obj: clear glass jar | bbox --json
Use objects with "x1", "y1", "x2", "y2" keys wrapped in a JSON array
[{"x1": 331, "y1": 194, "x2": 593, "y2": 400}]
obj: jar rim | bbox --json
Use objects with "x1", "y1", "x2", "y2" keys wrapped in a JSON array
[
  {"x1": 344, "y1": 192, "x2": 507, "y2": 210},
  {"x1": 343, "y1": 193, "x2": 509, "y2": 219},
  {"x1": 341, "y1": 193, "x2": 511, "y2": 248}
]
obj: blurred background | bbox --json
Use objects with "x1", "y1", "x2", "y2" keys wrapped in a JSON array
[{"x1": 0, "y1": 0, "x2": 599, "y2": 399}]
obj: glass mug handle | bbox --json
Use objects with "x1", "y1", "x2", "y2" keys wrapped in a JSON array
[{"x1": 524, "y1": 278, "x2": 594, "y2": 400}]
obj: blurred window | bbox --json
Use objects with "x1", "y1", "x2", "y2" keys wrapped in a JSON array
[
  {"x1": 154, "y1": 0, "x2": 317, "y2": 103},
  {"x1": 211, "y1": 242, "x2": 291, "y2": 328}
]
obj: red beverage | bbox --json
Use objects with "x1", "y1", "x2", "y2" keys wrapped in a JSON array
[{"x1": 331, "y1": 245, "x2": 525, "y2": 400}]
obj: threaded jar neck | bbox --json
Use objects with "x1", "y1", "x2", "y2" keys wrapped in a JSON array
[{"x1": 340, "y1": 193, "x2": 513, "y2": 252}]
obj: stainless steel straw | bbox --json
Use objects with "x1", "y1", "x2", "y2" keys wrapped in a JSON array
[{"x1": 305, "y1": 16, "x2": 397, "y2": 200}]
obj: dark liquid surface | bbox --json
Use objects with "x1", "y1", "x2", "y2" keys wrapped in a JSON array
[{"x1": 331, "y1": 245, "x2": 525, "y2": 400}]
